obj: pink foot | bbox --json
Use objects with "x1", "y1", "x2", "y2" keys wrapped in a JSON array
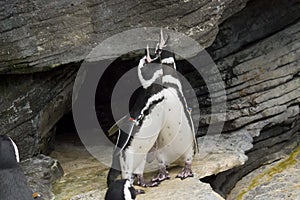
[
  {"x1": 152, "y1": 165, "x2": 170, "y2": 182},
  {"x1": 136, "y1": 174, "x2": 160, "y2": 187},
  {"x1": 176, "y1": 162, "x2": 194, "y2": 180}
]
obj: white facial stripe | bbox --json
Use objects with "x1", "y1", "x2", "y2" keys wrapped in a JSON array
[
  {"x1": 140, "y1": 90, "x2": 165, "y2": 115},
  {"x1": 138, "y1": 56, "x2": 146, "y2": 68},
  {"x1": 8, "y1": 137, "x2": 20, "y2": 162},
  {"x1": 162, "y1": 57, "x2": 174, "y2": 64},
  {"x1": 138, "y1": 59, "x2": 163, "y2": 88},
  {"x1": 162, "y1": 75, "x2": 183, "y2": 92},
  {"x1": 162, "y1": 57, "x2": 176, "y2": 70},
  {"x1": 123, "y1": 180, "x2": 133, "y2": 200}
]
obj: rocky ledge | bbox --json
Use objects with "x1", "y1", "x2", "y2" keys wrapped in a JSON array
[
  {"x1": 51, "y1": 131, "x2": 252, "y2": 199},
  {"x1": 20, "y1": 155, "x2": 64, "y2": 200}
]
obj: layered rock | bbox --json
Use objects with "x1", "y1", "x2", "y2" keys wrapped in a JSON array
[
  {"x1": 0, "y1": 65, "x2": 78, "y2": 159},
  {"x1": 228, "y1": 146, "x2": 300, "y2": 200},
  {"x1": 0, "y1": 0, "x2": 249, "y2": 73},
  {"x1": 195, "y1": 0, "x2": 300, "y2": 197}
]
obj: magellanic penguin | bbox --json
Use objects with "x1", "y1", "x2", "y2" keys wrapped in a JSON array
[
  {"x1": 107, "y1": 30, "x2": 198, "y2": 187},
  {"x1": 105, "y1": 179, "x2": 145, "y2": 200},
  {"x1": 151, "y1": 33, "x2": 198, "y2": 182},
  {"x1": 0, "y1": 135, "x2": 41, "y2": 200}
]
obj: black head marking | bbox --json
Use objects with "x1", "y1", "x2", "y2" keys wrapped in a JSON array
[{"x1": 140, "y1": 63, "x2": 162, "y2": 81}]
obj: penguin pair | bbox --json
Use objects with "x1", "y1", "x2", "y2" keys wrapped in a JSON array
[
  {"x1": 0, "y1": 135, "x2": 41, "y2": 200},
  {"x1": 107, "y1": 30, "x2": 198, "y2": 188}
]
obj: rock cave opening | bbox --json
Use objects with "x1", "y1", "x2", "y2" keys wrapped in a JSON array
[{"x1": 54, "y1": 111, "x2": 82, "y2": 149}]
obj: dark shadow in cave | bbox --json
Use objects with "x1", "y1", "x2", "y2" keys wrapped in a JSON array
[{"x1": 54, "y1": 111, "x2": 83, "y2": 147}]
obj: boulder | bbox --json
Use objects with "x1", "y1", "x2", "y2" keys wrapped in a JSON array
[{"x1": 20, "y1": 154, "x2": 64, "y2": 200}]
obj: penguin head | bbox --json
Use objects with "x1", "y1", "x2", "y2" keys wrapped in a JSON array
[
  {"x1": 138, "y1": 47, "x2": 163, "y2": 89},
  {"x1": 105, "y1": 179, "x2": 137, "y2": 200},
  {"x1": 0, "y1": 135, "x2": 20, "y2": 169}
]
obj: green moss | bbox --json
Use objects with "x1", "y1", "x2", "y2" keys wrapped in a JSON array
[{"x1": 237, "y1": 146, "x2": 300, "y2": 200}]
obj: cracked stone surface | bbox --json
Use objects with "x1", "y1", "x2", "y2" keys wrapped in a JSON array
[
  {"x1": 0, "y1": 0, "x2": 249, "y2": 73},
  {"x1": 227, "y1": 146, "x2": 300, "y2": 200}
]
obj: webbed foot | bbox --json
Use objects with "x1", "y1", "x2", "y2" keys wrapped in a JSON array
[
  {"x1": 176, "y1": 162, "x2": 194, "y2": 180},
  {"x1": 136, "y1": 174, "x2": 160, "y2": 187},
  {"x1": 151, "y1": 165, "x2": 170, "y2": 182}
]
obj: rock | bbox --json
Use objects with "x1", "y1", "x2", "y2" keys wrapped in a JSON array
[
  {"x1": 227, "y1": 146, "x2": 300, "y2": 200},
  {"x1": 20, "y1": 154, "x2": 64, "y2": 200},
  {"x1": 0, "y1": 0, "x2": 249, "y2": 73},
  {"x1": 208, "y1": 0, "x2": 300, "y2": 60},
  {"x1": 138, "y1": 179, "x2": 224, "y2": 200},
  {"x1": 0, "y1": 64, "x2": 78, "y2": 159},
  {"x1": 193, "y1": 0, "x2": 300, "y2": 196}
]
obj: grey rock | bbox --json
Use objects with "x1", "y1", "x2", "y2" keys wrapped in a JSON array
[
  {"x1": 227, "y1": 146, "x2": 300, "y2": 200},
  {"x1": 194, "y1": 0, "x2": 300, "y2": 197},
  {"x1": 20, "y1": 154, "x2": 64, "y2": 200},
  {"x1": 0, "y1": 0, "x2": 249, "y2": 74},
  {"x1": 0, "y1": 65, "x2": 78, "y2": 159}
]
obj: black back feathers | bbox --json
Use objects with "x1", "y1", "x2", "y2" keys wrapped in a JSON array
[
  {"x1": 105, "y1": 179, "x2": 136, "y2": 200},
  {"x1": 0, "y1": 135, "x2": 36, "y2": 200}
]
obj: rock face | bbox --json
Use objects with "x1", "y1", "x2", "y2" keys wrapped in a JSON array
[
  {"x1": 0, "y1": 0, "x2": 249, "y2": 73},
  {"x1": 196, "y1": 0, "x2": 300, "y2": 197},
  {"x1": 227, "y1": 146, "x2": 300, "y2": 200},
  {"x1": 0, "y1": 65, "x2": 78, "y2": 159}
]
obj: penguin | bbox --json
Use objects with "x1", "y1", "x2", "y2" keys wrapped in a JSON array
[
  {"x1": 107, "y1": 31, "x2": 164, "y2": 187},
  {"x1": 105, "y1": 179, "x2": 143, "y2": 200},
  {"x1": 151, "y1": 43, "x2": 198, "y2": 182},
  {"x1": 0, "y1": 135, "x2": 41, "y2": 200},
  {"x1": 107, "y1": 29, "x2": 197, "y2": 187},
  {"x1": 107, "y1": 33, "x2": 166, "y2": 187}
]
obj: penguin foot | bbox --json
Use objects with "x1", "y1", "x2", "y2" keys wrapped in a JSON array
[
  {"x1": 138, "y1": 180, "x2": 160, "y2": 187},
  {"x1": 137, "y1": 174, "x2": 160, "y2": 187},
  {"x1": 151, "y1": 166, "x2": 170, "y2": 182},
  {"x1": 152, "y1": 173, "x2": 170, "y2": 182},
  {"x1": 176, "y1": 162, "x2": 194, "y2": 180}
]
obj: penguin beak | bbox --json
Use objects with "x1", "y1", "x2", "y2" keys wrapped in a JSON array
[
  {"x1": 146, "y1": 44, "x2": 152, "y2": 63},
  {"x1": 155, "y1": 28, "x2": 168, "y2": 56},
  {"x1": 159, "y1": 28, "x2": 167, "y2": 49},
  {"x1": 146, "y1": 44, "x2": 158, "y2": 63}
]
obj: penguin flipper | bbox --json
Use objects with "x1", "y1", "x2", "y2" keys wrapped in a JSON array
[
  {"x1": 108, "y1": 115, "x2": 128, "y2": 137},
  {"x1": 114, "y1": 120, "x2": 135, "y2": 155}
]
